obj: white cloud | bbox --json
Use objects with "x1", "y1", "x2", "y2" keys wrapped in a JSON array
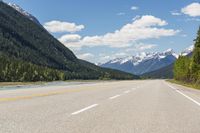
[
  {"x1": 59, "y1": 15, "x2": 179, "y2": 49},
  {"x1": 96, "y1": 43, "x2": 157, "y2": 63},
  {"x1": 181, "y1": 3, "x2": 200, "y2": 17},
  {"x1": 186, "y1": 18, "x2": 200, "y2": 22},
  {"x1": 77, "y1": 53, "x2": 94, "y2": 60},
  {"x1": 171, "y1": 11, "x2": 181, "y2": 16},
  {"x1": 43, "y1": 20, "x2": 84, "y2": 33},
  {"x1": 58, "y1": 34, "x2": 81, "y2": 43},
  {"x1": 131, "y1": 6, "x2": 139, "y2": 10},
  {"x1": 135, "y1": 44, "x2": 157, "y2": 51},
  {"x1": 115, "y1": 52, "x2": 128, "y2": 57},
  {"x1": 125, "y1": 43, "x2": 157, "y2": 52},
  {"x1": 58, "y1": 34, "x2": 82, "y2": 49},
  {"x1": 117, "y1": 12, "x2": 126, "y2": 16},
  {"x1": 81, "y1": 15, "x2": 178, "y2": 48},
  {"x1": 99, "y1": 55, "x2": 112, "y2": 63}
]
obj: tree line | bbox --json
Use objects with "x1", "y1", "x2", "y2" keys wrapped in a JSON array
[
  {"x1": 174, "y1": 27, "x2": 200, "y2": 85},
  {"x1": 0, "y1": 55, "x2": 136, "y2": 82}
]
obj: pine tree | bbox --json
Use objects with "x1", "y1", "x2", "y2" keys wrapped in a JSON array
[
  {"x1": 174, "y1": 56, "x2": 190, "y2": 81},
  {"x1": 190, "y1": 27, "x2": 200, "y2": 82}
]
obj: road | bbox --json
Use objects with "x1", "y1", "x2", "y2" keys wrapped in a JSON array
[{"x1": 0, "y1": 80, "x2": 200, "y2": 133}]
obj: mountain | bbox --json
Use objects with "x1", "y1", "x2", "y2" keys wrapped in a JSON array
[
  {"x1": 7, "y1": 3, "x2": 41, "y2": 25},
  {"x1": 180, "y1": 45, "x2": 194, "y2": 57},
  {"x1": 141, "y1": 45, "x2": 194, "y2": 79},
  {"x1": 141, "y1": 63, "x2": 174, "y2": 79},
  {"x1": 100, "y1": 49, "x2": 178, "y2": 75},
  {"x1": 0, "y1": 1, "x2": 138, "y2": 81}
]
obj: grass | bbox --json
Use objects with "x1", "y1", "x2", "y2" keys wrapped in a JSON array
[
  {"x1": 0, "y1": 80, "x2": 110, "y2": 87},
  {"x1": 167, "y1": 79, "x2": 200, "y2": 90},
  {"x1": 0, "y1": 82, "x2": 47, "y2": 87}
]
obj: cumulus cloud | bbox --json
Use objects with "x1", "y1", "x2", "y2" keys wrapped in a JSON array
[
  {"x1": 77, "y1": 53, "x2": 94, "y2": 60},
  {"x1": 59, "y1": 15, "x2": 179, "y2": 49},
  {"x1": 131, "y1": 6, "x2": 139, "y2": 10},
  {"x1": 125, "y1": 43, "x2": 157, "y2": 52},
  {"x1": 181, "y1": 3, "x2": 200, "y2": 17},
  {"x1": 58, "y1": 34, "x2": 81, "y2": 43},
  {"x1": 81, "y1": 15, "x2": 178, "y2": 48},
  {"x1": 115, "y1": 52, "x2": 128, "y2": 57},
  {"x1": 96, "y1": 43, "x2": 157, "y2": 63},
  {"x1": 43, "y1": 20, "x2": 84, "y2": 33},
  {"x1": 98, "y1": 55, "x2": 112, "y2": 63}
]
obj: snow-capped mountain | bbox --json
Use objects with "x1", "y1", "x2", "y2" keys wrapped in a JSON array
[
  {"x1": 100, "y1": 46, "x2": 194, "y2": 75},
  {"x1": 7, "y1": 3, "x2": 40, "y2": 25},
  {"x1": 180, "y1": 45, "x2": 194, "y2": 56},
  {"x1": 100, "y1": 49, "x2": 178, "y2": 75}
]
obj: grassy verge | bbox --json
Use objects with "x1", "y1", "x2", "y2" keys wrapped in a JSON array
[
  {"x1": 0, "y1": 82, "x2": 47, "y2": 87},
  {"x1": 167, "y1": 79, "x2": 200, "y2": 90},
  {"x1": 0, "y1": 80, "x2": 110, "y2": 87}
]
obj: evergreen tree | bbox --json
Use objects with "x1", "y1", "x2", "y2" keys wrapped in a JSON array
[
  {"x1": 190, "y1": 27, "x2": 200, "y2": 82},
  {"x1": 174, "y1": 56, "x2": 191, "y2": 81}
]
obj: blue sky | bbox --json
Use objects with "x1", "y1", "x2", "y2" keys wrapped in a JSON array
[{"x1": 4, "y1": 0, "x2": 200, "y2": 63}]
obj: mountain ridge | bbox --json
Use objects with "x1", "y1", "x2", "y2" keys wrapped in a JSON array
[
  {"x1": 100, "y1": 49, "x2": 178, "y2": 75},
  {"x1": 7, "y1": 2, "x2": 41, "y2": 25},
  {"x1": 0, "y1": 1, "x2": 137, "y2": 81},
  {"x1": 100, "y1": 46, "x2": 193, "y2": 76},
  {"x1": 141, "y1": 45, "x2": 194, "y2": 79}
]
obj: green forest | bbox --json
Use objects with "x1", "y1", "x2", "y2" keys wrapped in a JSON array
[
  {"x1": 0, "y1": 55, "x2": 137, "y2": 82},
  {"x1": 174, "y1": 27, "x2": 200, "y2": 87},
  {"x1": 0, "y1": 1, "x2": 138, "y2": 82}
]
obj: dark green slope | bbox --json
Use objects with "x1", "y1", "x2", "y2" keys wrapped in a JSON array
[
  {"x1": 0, "y1": 2, "x2": 76, "y2": 70},
  {"x1": 141, "y1": 63, "x2": 174, "y2": 79},
  {"x1": 0, "y1": 1, "x2": 138, "y2": 81}
]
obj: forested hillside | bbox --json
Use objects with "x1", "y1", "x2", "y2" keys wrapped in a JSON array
[
  {"x1": 141, "y1": 63, "x2": 174, "y2": 79},
  {"x1": 0, "y1": 1, "x2": 138, "y2": 81},
  {"x1": 174, "y1": 27, "x2": 200, "y2": 86}
]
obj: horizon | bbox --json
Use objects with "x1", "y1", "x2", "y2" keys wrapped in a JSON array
[
  {"x1": 1, "y1": 1, "x2": 200, "y2": 132},
  {"x1": 3, "y1": 0, "x2": 200, "y2": 63}
]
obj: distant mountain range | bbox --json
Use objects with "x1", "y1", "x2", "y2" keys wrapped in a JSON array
[
  {"x1": 0, "y1": 1, "x2": 138, "y2": 81},
  {"x1": 141, "y1": 45, "x2": 194, "y2": 79},
  {"x1": 100, "y1": 46, "x2": 193, "y2": 78}
]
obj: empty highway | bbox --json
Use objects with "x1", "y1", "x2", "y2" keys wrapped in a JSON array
[{"x1": 0, "y1": 80, "x2": 200, "y2": 133}]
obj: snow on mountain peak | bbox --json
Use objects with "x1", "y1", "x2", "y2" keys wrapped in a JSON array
[
  {"x1": 104, "y1": 49, "x2": 177, "y2": 67},
  {"x1": 163, "y1": 48, "x2": 179, "y2": 58},
  {"x1": 163, "y1": 48, "x2": 173, "y2": 54},
  {"x1": 180, "y1": 45, "x2": 194, "y2": 56},
  {"x1": 7, "y1": 3, "x2": 40, "y2": 25},
  {"x1": 100, "y1": 48, "x2": 178, "y2": 75},
  {"x1": 164, "y1": 48, "x2": 173, "y2": 52},
  {"x1": 99, "y1": 46, "x2": 193, "y2": 75}
]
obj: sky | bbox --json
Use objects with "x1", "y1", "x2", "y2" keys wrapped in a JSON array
[{"x1": 4, "y1": 0, "x2": 200, "y2": 63}]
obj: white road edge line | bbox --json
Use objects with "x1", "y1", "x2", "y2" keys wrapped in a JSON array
[
  {"x1": 176, "y1": 90, "x2": 200, "y2": 107},
  {"x1": 71, "y1": 104, "x2": 98, "y2": 115},
  {"x1": 165, "y1": 82, "x2": 177, "y2": 90},
  {"x1": 124, "y1": 90, "x2": 130, "y2": 94},
  {"x1": 109, "y1": 95, "x2": 121, "y2": 100},
  {"x1": 166, "y1": 82, "x2": 200, "y2": 107}
]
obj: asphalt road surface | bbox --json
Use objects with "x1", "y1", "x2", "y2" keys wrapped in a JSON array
[{"x1": 0, "y1": 80, "x2": 200, "y2": 133}]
